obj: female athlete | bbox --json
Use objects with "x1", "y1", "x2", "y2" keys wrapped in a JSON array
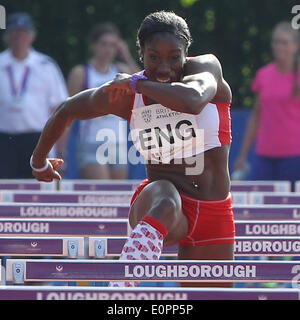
[{"x1": 31, "y1": 11, "x2": 234, "y2": 288}]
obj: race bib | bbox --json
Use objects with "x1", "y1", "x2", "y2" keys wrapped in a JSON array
[{"x1": 130, "y1": 104, "x2": 204, "y2": 163}]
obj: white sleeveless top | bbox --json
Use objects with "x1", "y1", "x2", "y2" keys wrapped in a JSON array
[
  {"x1": 129, "y1": 86, "x2": 232, "y2": 163},
  {"x1": 79, "y1": 64, "x2": 127, "y2": 144}
]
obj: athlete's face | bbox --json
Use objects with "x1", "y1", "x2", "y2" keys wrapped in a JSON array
[{"x1": 141, "y1": 32, "x2": 187, "y2": 83}]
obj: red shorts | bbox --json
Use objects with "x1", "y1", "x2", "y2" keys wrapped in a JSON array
[{"x1": 129, "y1": 179, "x2": 235, "y2": 247}]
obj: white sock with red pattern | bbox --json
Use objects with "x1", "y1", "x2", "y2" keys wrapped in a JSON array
[{"x1": 108, "y1": 216, "x2": 168, "y2": 287}]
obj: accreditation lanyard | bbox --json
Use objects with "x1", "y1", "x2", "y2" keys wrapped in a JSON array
[{"x1": 6, "y1": 64, "x2": 30, "y2": 110}]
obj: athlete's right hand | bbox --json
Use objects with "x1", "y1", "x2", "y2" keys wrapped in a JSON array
[
  {"x1": 102, "y1": 73, "x2": 133, "y2": 103},
  {"x1": 32, "y1": 158, "x2": 64, "y2": 182}
]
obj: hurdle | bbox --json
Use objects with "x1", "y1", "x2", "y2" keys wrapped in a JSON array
[
  {"x1": 295, "y1": 181, "x2": 300, "y2": 192},
  {"x1": 0, "y1": 286, "x2": 299, "y2": 300},
  {"x1": 60, "y1": 179, "x2": 142, "y2": 191},
  {"x1": 249, "y1": 192, "x2": 300, "y2": 205},
  {"x1": 234, "y1": 205, "x2": 300, "y2": 220},
  {"x1": 59, "y1": 179, "x2": 291, "y2": 193},
  {"x1": 1, "y1": 203, "x2": 299, "y2": 220},
  {"x1": 0, "y1": 218, "x2": 129, "y2": 236},
  {"x1": 0, "y1": 237, "x2": 84, "y2": 257},
  {"x1": 0, "y1": 203, "x2": 130, "y2": 219},
  {"x1": 235, "y1": 221, "x2": 300, "y2": 236},
  {"x1": 0, "y1": 179, "x2": 56, "y2": 191},
  {"x1": 0, "y1": 235, "x2": 298, "y2": 258},
  {"x1": 231, "y1": 181, "x2": 291, "y2": 192},
  {"x1": 0, "y1": 219, "x2": 298, "y2": 237},
  {"x1": 0, "y1": 190, "x2": 248, "y2": 205},
  {"x1": 88, "y1": 236, "x2": 300, "y2": 258},
  {"x1": 5, "y1": 260, "x2": 300, "y2": 283},
  {"x1": 0, "y1": 190, "x2": 134, "y2": 204}
]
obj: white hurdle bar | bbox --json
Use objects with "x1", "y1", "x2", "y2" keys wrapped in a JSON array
[
  {"x1": 0, "y1": 179, "x2": 56, "y2": 191},
  {"x1": 0, "y1": 190, "x2": 134, "y2": 204},
  {"x1": 5, "y1": 259, "x2": 300, "y2": 284},
  {"x1": 0, "y1": 286, "x2": 299, "y2": 300},
  {"x1": 249, "y1": 192, "x2": 300, "y2": 205},
  {"x1": 59, "y1": 179, "x2": 291, "y2": 193},
  {"x1": 0, "y1": 190, "x2": 249, "y2": 205},
  {"x1": 6, "y1": 191, "x2": 300, "y2": 205}
]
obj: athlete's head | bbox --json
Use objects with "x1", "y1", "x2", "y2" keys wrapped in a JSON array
[{"x1": 137, "y1": 11, "x2": 193, "y2": 83}]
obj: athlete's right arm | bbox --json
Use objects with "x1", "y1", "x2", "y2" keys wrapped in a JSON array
[{"x1": 31, "y1": 83, "x2": 131, "y2": 182}]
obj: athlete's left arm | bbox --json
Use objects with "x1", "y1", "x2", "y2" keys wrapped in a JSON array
[
  {"x1": 135, "y1": 57, "x2": 220, "y2": 114},
  {"x1": 184, "y1": 54, "x2": 232, "y2": 106},
  {"x1": 103, "y1": 55, "x2": 230, "y2": 115}
]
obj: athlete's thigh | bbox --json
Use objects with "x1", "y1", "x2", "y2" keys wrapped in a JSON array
[
  {"x1": 129, "y1": 179, "x2": 181, "y2": 226},
  {"x1": 178, "y1": 243, "x2": 234, "y2": 287},
  {"x1": 129, "y1": 179, "x2": 188, "y2": 246}
]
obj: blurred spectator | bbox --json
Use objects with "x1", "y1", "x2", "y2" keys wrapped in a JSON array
[
  {"x1": 0, "y1": 12, "x2": 68, "y2": 179},
  {"x1": 67, "y1": 23, "x2": 140, "y2": 179},
  {"x1": 234, "y1": 22, "x2": 300, "y2": 188}
]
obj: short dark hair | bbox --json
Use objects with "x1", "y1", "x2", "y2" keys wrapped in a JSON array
[
  {"x1": 89, "y1": 22, "x2": 120, "y2": 44},
  {"x1": 137, "y1": 11, "x2": 192, "y2": 53}
]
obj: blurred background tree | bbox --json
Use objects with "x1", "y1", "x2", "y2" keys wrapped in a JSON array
[{"x1": 0, "y1": 0, "x2": 297, "y2": 109}]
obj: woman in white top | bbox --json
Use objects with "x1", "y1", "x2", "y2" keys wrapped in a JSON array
[
  {"x1": 0, "y1": 12, "x2": 68, "y2": 178},
  {"x1": 67, "y1": 23, "x2": 140, "y2": 179}
]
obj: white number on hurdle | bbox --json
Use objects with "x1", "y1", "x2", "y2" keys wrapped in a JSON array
[{"x1": 291, "y1": 265, "x2": 300, "y2": 289}]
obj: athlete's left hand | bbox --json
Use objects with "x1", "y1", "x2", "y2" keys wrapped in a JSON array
[{"x1": 103, "y1": 73, "x2": 133, "y2": 103}]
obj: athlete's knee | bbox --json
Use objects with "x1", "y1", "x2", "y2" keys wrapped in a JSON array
[{"x1": 147, "y1": 197, "x2": 180, "y2": 230}]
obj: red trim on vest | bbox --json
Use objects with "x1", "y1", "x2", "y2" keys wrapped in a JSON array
[
  {"x1": 215, "y1": 101, "x2": 232, "y2": 145},
  {"x1": 142, "y1": 93, "x2": 147, "y2": 106}
]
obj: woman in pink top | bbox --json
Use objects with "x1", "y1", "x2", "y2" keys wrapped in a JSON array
[{"x1": 234, "y1": 22, "x2": 300, "y2": 189}]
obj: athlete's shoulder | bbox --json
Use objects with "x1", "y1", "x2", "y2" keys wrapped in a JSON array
[
  {"x1": 185, "y1": 54, "x2": 223, "y2": 78},
  {"x1": 188, "y1": 54, "x2": 219, "y2": 64},
  {"x1": 186, "y1": 55, "x2": 231, "y2": 103}
]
